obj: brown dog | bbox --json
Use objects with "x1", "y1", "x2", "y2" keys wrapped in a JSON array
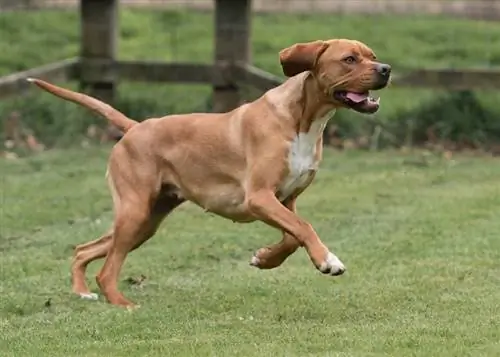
[{"x1": 28, "y1": 39, "x2": 390, "y2": 307}]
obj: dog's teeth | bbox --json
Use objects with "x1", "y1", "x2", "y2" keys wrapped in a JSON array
[{"x1": 375, "y1": 97, "x2": 380, "y2": 104}]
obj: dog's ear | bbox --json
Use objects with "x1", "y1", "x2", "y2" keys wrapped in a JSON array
[{"x1": 279, "y1": 41, "x2": 328, "y2": 77}]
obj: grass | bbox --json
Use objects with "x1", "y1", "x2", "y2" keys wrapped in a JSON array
[
  {"x1": 2, "y1": 146, "x2": 500, "y2": 356},
  {"x1": 1, "y1": 9, "x2": 500, "y2": 75},
  {"x1": 1, "y1": 9, "x2": 500, "y2": 146}
]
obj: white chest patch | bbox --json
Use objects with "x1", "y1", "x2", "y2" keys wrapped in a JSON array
[{"x1": 277, "y1": 113, "x2": 332, "y2": 202}]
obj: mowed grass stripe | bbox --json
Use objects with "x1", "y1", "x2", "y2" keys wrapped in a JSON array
[{"x1": 2, "y1": 147, "x2": 500, "y2": 356}]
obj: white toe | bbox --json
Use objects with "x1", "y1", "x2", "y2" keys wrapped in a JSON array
[
  {"x1": 319, "y1": 252, "x2": 346, "y2": 275},
  {"x1": 79, "y1": 292, "x2": 99, "y2": 300},
  {"x1": 250, "y1": 255, "x2": 260, "y2": 267}
]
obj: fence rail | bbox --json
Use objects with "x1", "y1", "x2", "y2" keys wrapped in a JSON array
[
  {"x1": 78, "y1": 59, "x2": 227, "y2": 85},
  {"x1": 0, "y1": 58, "x2": 78, "y2": 99},
  {"x1": 392, "y1": 68, "x2": 500, "y2": 90},
  {"x1": 2, "y1": 58, "x2": 500, "y2": 101}
]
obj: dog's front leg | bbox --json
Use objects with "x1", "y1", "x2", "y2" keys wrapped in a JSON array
[{"x1": 247, "y1": 191, "x2": 346, "y2": 276}]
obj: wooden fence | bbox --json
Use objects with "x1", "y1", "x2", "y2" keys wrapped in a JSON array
[{"x1": 0, "y1": 0, "x2": 500, "y2": 114}]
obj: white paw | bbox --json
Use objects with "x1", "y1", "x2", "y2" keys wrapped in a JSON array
[
  {"x1": 318, "y1": 252, "x2": 346, "y2": 276},
  {"x1": 250, "y1": 255, "x2": 260, "y2": 267},
  {"x1": 79, "y1": 292, "x2": 99, "y2": 300}
]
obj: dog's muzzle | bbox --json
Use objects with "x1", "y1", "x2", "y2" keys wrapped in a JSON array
[
  {"x1": 332, "y1": 62, "x2": 391, "y2": 114},
  {"x1": 373, "y1": 63, "x2": 391, "y2": 90}
]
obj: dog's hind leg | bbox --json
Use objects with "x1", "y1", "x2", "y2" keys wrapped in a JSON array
[
  {"x1": 72, "y1": 229, "x2": 113, "y2": 299},
  {"x1": 72, "y1": 194, "x2": 182, "y2": 303},
  {"x1": 250, "y1": 232, "x2": 299, "y2": 269},
  {"x1": 249, "y1": 197, "x2": 300, "y2": 269},
  {"x1": 95, "y1": 186, "x2": 184, "y2": 307},
  {"x1": 95, "y1": 208, "x2": 154, "y2": 306}
]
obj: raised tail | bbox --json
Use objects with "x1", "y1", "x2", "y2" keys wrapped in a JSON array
[{"x1": 27, "y1": 78, "x2": 138, "y2": 133}]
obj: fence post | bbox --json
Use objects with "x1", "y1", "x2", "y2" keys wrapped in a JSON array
[
  {"x1": 80, "y1": 0, "x2": 117, "y2": 104},
  {"x1": 213, "y1": 0, "x2": 251, "y2": 113}
]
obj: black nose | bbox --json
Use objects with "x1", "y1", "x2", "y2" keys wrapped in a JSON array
[{"x1": 376, "y1": 63, "x2": 391, "y2": 77}]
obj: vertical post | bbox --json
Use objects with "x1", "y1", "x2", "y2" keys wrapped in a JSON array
[
  {"x1": 213, "y1": 0, "x2": 251, "y2": 113},
  {"x1": 485, "y1": 0, "x2": 499, "y2": 21},
  {"x1": 80, "y1": 0, "x2": 117, "y2": 104}
]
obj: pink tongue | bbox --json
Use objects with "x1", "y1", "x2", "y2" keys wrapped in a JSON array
[{"x1": 345, "y1": 92, "x2": 368, "y2": 103}]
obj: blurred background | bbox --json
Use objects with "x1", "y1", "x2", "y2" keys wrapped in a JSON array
[{"x1": 1, "y1": 0, "x2": 499, "y2": 153}]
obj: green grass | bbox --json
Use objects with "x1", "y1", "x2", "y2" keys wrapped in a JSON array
[
  {"x1": 1, "y1": 8, "x2": 500, "y2": 147},
  {"x1": 1, "y1": 9, "x2": 500, "y2": 75},
  {"x1": 1, "y1": 9, "x2": 500, "y2": 146},
  {"x1": 2, "y1": 147, "x2": 500, "y2": 356}
]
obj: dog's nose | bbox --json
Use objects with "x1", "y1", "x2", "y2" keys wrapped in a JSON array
[{"x1": 376, "y1": 63, "x2": 391, "y2": 77}]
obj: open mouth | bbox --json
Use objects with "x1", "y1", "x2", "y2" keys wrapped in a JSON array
[{"x1": 333, "y1": 91, "x2": 381, "y2": 114}]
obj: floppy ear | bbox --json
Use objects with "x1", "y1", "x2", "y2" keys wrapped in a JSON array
[{"x1": 279, "y1": 40, "x2": 328, "y2": 77}]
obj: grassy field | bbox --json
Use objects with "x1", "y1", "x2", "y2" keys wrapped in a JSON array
[
  {"x1": 2, "y1": 146, "x2": 500, "y2": 356},
  {"x1": 1, "y1": 9, "x2": 500, "y2": 121},
  {"x1": 1, "y1": 9, "x2": 500, "y2": 75},
  {"x1": 1, "y1": 8, "x2": 500, "y2": 147}
]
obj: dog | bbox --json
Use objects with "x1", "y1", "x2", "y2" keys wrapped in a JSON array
[{"x1": 28, "y1": 38, "x2": 391, "y2": 307}]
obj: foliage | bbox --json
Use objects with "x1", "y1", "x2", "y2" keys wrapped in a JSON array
[
  {"x1": 1, "y1": 9, "x2": 500, "y2": 148},
  {"x1": 0, "y1": 82, "x2": 210, "y2": 147},
  {"x1": 328, "y1": 90, "x2": 500, "y2": 150},
  {"x1": 2, "y1": 9, "x2": 500, "y2": 76},
  {"x1": 388, "y1": 90, "x2": 500, "y2": 149}
]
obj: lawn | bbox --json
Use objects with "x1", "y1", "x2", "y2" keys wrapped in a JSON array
[
  {"x1": 1, "y1": 8, "x2": 500, "y2": 147},
  {"x1": 1, "y1": 8, "x2": 500, "y2": 126},
  {"x1": 2, "y1": 146, "x2": 500, "y2": 356},
  {"x1": 1, "y1": 8, "x2": 500, "y2": 75}
]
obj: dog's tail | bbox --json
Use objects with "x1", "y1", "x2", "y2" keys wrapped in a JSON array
[{"x1": 27, "y1": 78, "x2": 138, "y2": 133}]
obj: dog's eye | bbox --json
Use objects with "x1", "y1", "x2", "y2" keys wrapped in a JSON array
[{"x1": 344, "y1": 56, "x2": 356, "y2": 64}]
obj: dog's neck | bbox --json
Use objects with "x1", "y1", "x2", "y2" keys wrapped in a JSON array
[{"x1": 265, "y1": 71, "x2": 336, "y2": 135}]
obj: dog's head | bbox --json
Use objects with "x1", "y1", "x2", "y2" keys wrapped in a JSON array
[{"x1": 279, "y1": 39, "x2": 391, "y2": 114}]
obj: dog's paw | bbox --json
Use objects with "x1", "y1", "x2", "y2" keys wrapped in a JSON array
[
  {"x1": 249, "y1": 247, "x2": 269, "y2": 269},
  {"x1": 79, "y1": 292, "x2": 99, "y2": 300},
  {"x1": 318, "y1": 252, "x2": 346, "y2": 276},
  {"x1": 250, "y1": 254, "x2": 261, "y2": 267},
  {"x1": 126, "y1": 304, "x2": 141, "y2": 312}
]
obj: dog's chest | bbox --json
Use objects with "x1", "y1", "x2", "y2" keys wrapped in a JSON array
[{"x1": 277, "y1": 115, "x2": 331, "y2": 202}]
